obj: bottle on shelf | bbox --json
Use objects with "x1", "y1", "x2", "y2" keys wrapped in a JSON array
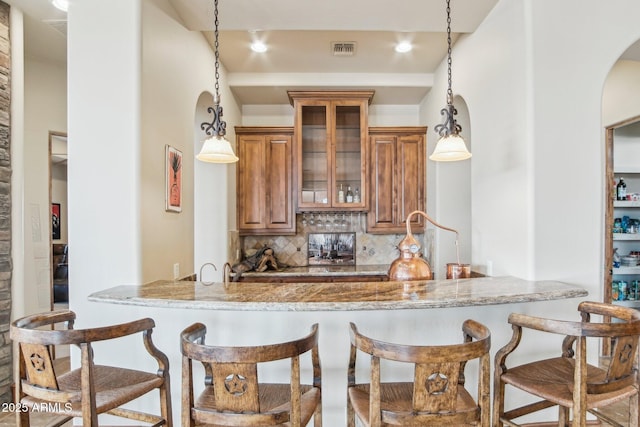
[
  {"x1": 613, "y1": 247, "x2": 621, "y2": 268},
  {"x1": 353, "y1": 187, "x2": 360, "y2": 203},
  {"x1": 346, "y1": 185, "x2": 354, "y2": 203},
  {"x1": 617, "y1": 177, "x2": 627, "y2": 201},
  {"x1": 338, "y1": 184, "x2": 345, "y2": 203}
]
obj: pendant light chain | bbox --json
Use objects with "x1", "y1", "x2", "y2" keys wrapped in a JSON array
[
  {"x1": 445, "y1": 0, "x2": 453, "y2": 106},
  {"x1": 200, "y1": 0, "x2": 227, "y2": 139},
  {"x1": 214, "y1": 0, "x2": 220, "y2": 98},
  {"x1": 434, "y1": 0, "x2": 462, "y2": 140}
]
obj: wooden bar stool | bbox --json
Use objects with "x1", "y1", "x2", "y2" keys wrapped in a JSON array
[
  {"x1": 493, "y1": 301, "x2": 640, "y2": 427},
  {"x1": 10, "y1": 309, "x2": 172, "y2": 427},
  {"x1": 347, "y1": 320, "x2": 491, "y2": 426},
  {"x1": 180, "y1": 322, "x2": 322, "y2": 427}
]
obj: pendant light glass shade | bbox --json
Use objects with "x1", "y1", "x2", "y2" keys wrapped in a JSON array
[
  {"x1": 429, "y1": 134, "x2": 471, "y2": 161},
  {"x1": 197, "y1": 135, "x2": 239, "y2": 163}
]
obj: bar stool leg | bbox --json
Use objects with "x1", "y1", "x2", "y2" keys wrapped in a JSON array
[{"x1": 631, "y1": 392, "x2": 639, "y2": 427}]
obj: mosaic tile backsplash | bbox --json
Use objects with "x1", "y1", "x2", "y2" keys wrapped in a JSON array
[{"x1": 240, "y1": 214, "x2": 430, "y2": 267}]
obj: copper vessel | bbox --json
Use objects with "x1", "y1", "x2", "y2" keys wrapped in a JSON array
[
  {"x1": 388, "y1": 210, "x2": 460, "y2": 281},
  {"x1": 446, "y1": 263, "x2": 471, "y2": 279}
]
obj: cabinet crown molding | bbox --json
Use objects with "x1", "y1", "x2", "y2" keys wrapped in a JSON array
[{"x1": 287, "y1": 90, "x2": 375, "y2": 106}]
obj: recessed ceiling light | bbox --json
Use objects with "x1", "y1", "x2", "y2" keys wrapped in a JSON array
[
  {"x1": 251, "y1": 41, "x2": 267, "y2": 53},
  {"x1": 52, "y1": 0, "x2": 68, "y2": 12},
  {"x1": 395, "y1": 41, "x2": 412, "y2": 53}
]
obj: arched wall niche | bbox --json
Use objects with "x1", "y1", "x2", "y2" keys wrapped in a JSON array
[
  {"x1": 192, "y1": 90, "x2": 238, "y2": 283},
  {"x1": 428, "y1": 95, "x2": 472, "y2": 279}
]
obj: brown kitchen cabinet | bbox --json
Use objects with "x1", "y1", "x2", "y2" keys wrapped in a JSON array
[
  {"x1": 288, "y1": 90, "x2": 374, "y2": 211},
  {"x1": 236, "y1": 127, "x2": 295, "y2": 235},
  {"x1": 367, "y1": 127, "x2": 427, "y2": 234}
]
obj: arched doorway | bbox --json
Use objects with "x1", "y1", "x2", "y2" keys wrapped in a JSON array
[{"x1": 601, "y1": 39, "x2": 640, "y2": 355}]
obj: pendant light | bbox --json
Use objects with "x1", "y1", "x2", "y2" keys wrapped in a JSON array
[
  {"x1": 429, "y1": 0, "x2": 471, "y2": 162},
  {"x1": 197, "y1": 0, "x2": 239, "y2": 164}
]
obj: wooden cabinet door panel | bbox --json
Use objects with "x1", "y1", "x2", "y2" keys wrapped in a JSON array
[
  {"x1": 238, "y1": 135, "x2": 266, "y2": 229},
  {"x1": 368, "y1": 127, "x2": 426, "y2": 234},
  {"x1": 266, "y1": 135, "x2": 293, "y2": 229},
  {"x1": 398, "y1": 134, "x2": 424, "y2": 229},
  {"x1": 370, "y1": 135, "x2": 396, "y2": 228}
]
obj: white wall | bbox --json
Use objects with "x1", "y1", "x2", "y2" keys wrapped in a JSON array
[
  {"x1": 67, "y1": 0, "x2": 243, "y2": 422},
  {"x1": 425, "y1": 0, "x2": 532, "y2": 280},
  {"x1": 614, "y1": 121, "x2": 640, "y2": 174},
  {"x1": 240, "y1": 103, "x2": 421, "y2": 127},
  {"x1": 424, "y1": 0, "x2": 640, "y2": 285},
  {"x1": 419, "y1": 0, "x2": 640, "y2": 421},
  {"x1": 68, "y1": 0, "x2": 143, "y2": 295},
  {"x1": 603, "y1": 60, "x2": 640, "y2": 127},
  {"x1": 141, "y1": 0, "x2": 241, "y2": 282},
  {"x1": 10, "y1": 6, "x2": 25, "y2": 319}
]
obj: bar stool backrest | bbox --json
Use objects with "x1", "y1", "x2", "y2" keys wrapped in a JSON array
[
  {"x1": 180, "y1": 323, "x2": 322, "y2": 427},
  {"x1": 573, "y1": 302, "x2": 640, "y2": 394},
  {"x1": 348, "y1": 320, "x2": 491, "y2": 426},
  {"x1": 12, "y1": 311, "x2": 76, "y2": 395}
]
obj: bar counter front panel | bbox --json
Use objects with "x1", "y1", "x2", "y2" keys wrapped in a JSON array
[{"x1": 88, "y1": 276, "x2": 587, "y2": 426}]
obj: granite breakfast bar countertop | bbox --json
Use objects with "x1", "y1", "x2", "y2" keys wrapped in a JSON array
[
  {"x1": 87, "y1": 275, "x2": 589, "y2": 426},
  {"x1": 88, "y1": 276, "x2": 588, "y2": 311}
]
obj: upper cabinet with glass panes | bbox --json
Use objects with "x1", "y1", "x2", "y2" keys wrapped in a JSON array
[{"x1": 288, "y1": 91, "x2": 373, "y2": 212}]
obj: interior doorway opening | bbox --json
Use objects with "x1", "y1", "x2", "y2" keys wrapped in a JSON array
[{"x1": 49, "y1": 131, "x2": 69, "y2": 360}]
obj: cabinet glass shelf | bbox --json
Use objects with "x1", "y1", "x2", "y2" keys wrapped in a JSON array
[
  {"x1": 614, "y1": 200, "x2": 640, "y2": 207},
  {"x1": 613, "y1": 233, "x2": 640, "y2": 241},
  {"x1": 613, "y1": 266, "x2": 640, "y2": 274}
]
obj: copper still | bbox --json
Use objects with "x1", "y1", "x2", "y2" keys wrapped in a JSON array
[{"x1": 388, "y1": 210, "x2": 466, "y2": 281}]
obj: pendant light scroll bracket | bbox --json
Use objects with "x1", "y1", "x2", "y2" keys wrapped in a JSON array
[
  {"x1": 434, "y1": 104, "x2": 462, "y2": 139},
  {"x1": 201, "y1": 100, "x2": 227, "y2": 138}
]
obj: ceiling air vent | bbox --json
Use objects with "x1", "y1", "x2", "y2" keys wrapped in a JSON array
[{"x1": 331, "y1": 42, "x2": 356, "y2": 57}]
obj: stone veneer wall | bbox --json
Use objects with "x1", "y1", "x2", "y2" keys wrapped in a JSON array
[
  {"x1": 0, "y1": 1, "x2": 10, "y2": 403},
  {"x1": 242, "y1": 214, "x2": 430, "y2": 268}
]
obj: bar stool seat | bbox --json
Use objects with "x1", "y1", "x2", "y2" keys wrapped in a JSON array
[
  {"x1": 26, "y1": 365, "x2": 165, "y2": 415},
  {"x1": 347, "y1": 320, "x2": 491, "y2": 426},
  {"x1": 192, "y1": 383, "x2": 319, "y2": 424},
  {"x1": 349, "y1": 382, "x2": 480, "y2": 425}
]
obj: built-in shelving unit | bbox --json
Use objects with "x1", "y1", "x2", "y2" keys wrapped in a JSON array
[{"x1": 605, "y1": 118, "x2": 640, "y2": 323}]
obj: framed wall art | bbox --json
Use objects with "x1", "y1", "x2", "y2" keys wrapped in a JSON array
[
  {"x1": 51, "y1": 203, "x2": 61, "y2": 240},
  {"x1": 165, "y1": 145, "x2": 182, "y2": 212}
]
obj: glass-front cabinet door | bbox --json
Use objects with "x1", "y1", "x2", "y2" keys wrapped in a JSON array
[
  {"x1": 290, "y1": 91, "x2": 373, "y2": 211},
  {"x1": 299, "y1": 103, "x2": 330, "y2": 205}
]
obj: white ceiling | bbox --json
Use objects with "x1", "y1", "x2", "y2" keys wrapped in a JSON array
[{"x1": 7, "y1": 0, "x2": 640, "y2": 106}]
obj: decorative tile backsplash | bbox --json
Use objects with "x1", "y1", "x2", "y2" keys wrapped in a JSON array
[{"x1": 239, "y1": 214, "x2": 429, "y2": 267}]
